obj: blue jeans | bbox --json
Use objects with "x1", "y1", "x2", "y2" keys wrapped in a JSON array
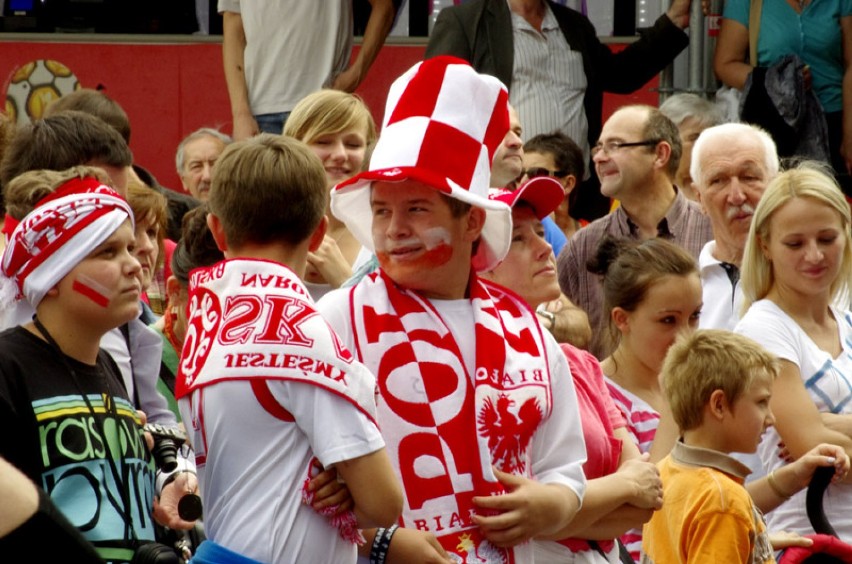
[{"x1": 254, "y1": 112, "x2": 290, "y2": 135}]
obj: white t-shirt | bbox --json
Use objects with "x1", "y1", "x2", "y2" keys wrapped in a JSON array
[
  {"x1": 319, "y1": 286, "x2": 588, "y2": 562},
  {"x1": 218, "y1": 0, "x2": 352, "y2": 115},
  {"x1": 179, "y1": 378, "x2": 384, "y2": 563},
  {"x1": 735, "y1": 300, "x2": 852, "y2": 540},
  {"x1": 698, "y1": 240, "x2": 744, "y2": 331}
]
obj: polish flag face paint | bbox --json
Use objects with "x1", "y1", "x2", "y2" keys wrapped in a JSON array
[
  {"x1": 72, "y1": 274, "x2": 112, "y2": 307},
  {"x1": 375, "y1": 228, "x2": 454, "y2": 279}
]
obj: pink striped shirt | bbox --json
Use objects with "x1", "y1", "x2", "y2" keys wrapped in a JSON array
[{"x1": 604, "y1": 377, "x2": 661, "y2": 561}]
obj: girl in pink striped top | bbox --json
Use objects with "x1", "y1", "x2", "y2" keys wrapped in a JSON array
[{"x1": 589, "y1": 236, "x2": 702, "y2": 561}]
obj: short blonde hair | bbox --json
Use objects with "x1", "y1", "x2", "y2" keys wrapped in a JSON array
[
  {"x1": 662, "y1": 329, "x2": 779, "y2": 431},
  {"x1": 740, "y1": 164, "x2": 852, "y2": 314},
  {"x1": 283, "y1": 89, "x2": 377, "y2": 148}
]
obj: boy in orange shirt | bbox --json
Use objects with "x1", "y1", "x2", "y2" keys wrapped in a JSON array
[{"x1": 642, "y1": 330, "x2": 849, "y2": 563}]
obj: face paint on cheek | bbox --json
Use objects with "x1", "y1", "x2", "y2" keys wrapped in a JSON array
[
  {"x1": 72, "y1": 274, "x2": 112, "y2": 307},
  {"x1": 376, "y1": 228, "x2": 455, "y2": 279}
]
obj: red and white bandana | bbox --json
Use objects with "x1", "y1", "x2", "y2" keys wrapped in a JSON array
[
  {"x1": 174, "y1": 258, "x2": 376, "y2": 422},
  {"x1": 0, "y1": 177, "x2": 132, "y2": 308},
  {"x1": 347, "y1": 269, "x2": 553, "y2": 563}
]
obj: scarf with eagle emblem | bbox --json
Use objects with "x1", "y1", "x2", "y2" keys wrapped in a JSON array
[{"x1": 347, "y1": 268, "x2": 553, "y2": 563}]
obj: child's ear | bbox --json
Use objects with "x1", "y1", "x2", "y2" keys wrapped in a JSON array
[
  {"x1": 307, "y1": 215, "x2": 329, "y2": 253},
  {"x1": 708, "y1": 389, "x2": 729, "y2": 420},
  {"x1": 611, "y1": 307, "x2": 630, "y2": 334},
  {"x1": 206, "y1": 213, "x2": 228, "y2": 253}
]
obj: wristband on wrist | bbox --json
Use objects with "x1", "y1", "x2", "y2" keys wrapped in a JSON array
[
  {"x1": 370, "y1": 528, "x2": 385, "y2": 564},
  {"x1": 369, "y1": 524, "x2": 399, "y2": 564},
  {"x1": 768, "y1": 469, "x2": 793, "y2": 499}
]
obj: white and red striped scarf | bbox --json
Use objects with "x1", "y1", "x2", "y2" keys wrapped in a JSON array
[
  {"x1": 176, "y1": 258, "x2": 377, "y2": 414},
  {"x1": 347, "y1": 269, "x2": 553, "y2": 563}
]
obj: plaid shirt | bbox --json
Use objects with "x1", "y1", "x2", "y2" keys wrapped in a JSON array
[{"x1": 556, "y1": 189, "x2": 712, "y2": 359}]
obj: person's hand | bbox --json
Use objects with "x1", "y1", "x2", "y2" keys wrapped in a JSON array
[
  {"x1": 543, "y1": 297, "x2": 564, "y2": 313},
  {"x1": 666, "y1": 0, "x2": 692, "y2": 28},
  {"x1": 777, "y1": 441, "x2": 794, "y2": 463},
  {"x1": 307, "y1": 460, "x2": 353, "y2": 515},
  {"x1": 136, "y1": 410, "x2": 154, "y2": 451},
  {"x1": 332, "y1": 63, "x2": 365, "y2": 93},
  {"x1": 232, "y1": 112, "x2": 259, "y2": 141},
  {"x1": 535, "y1": 307, "x2": 556, "y2": 331},
  {"x1": 701, "y1": 0, "x2": 711, "y2": 15},
  {"x1": 770, "y1": 531, "x2": 815, "y2": 550},
  {"x1": 618, "y1": 453, "x2": 664, "y2": 509},
  {"x1": 472, "y1": 469, "x2": 577, "y2": 547},
  {"x1": 153, "y1": 471, "x2": 199, "y2": 530},
  {"x1": 306, "y1": 235, "x2": 353, "y2": 289},
  {"x1": 788, "y1": 443, "x2": 850, "y2": 491},
  {"x1": 385, "y1": 528, "x2": 455, "y2": 564}
]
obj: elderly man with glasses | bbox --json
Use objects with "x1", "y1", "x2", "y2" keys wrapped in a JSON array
[{"x1": 556, "y1": 104, "x2": 713, "y2": 359}]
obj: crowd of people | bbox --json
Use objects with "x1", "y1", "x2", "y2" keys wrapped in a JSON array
[{"x1": 1, "y1": 0, "x2": 852, "y2": 563}]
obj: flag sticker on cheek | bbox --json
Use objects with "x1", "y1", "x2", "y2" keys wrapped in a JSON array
[{"x1": 72, "y1": 274, "x2": 111, "y2": 307}]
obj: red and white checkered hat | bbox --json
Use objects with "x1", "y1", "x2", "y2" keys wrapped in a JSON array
[{"x1": 331, "y1": 56, "x2": 513, "y2": 272}]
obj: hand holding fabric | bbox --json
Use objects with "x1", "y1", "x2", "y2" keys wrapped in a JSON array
[{"x1": 472, "y1": 468, "x2": 579, "y2": 547}]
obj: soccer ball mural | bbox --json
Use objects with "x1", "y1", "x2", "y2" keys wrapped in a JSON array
[{"x1": 5, "y1": 59, "x2": 80, "y2": 125}]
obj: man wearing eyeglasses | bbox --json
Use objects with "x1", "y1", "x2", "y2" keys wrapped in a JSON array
[{"x1": 556, "y1": 105, "x2": 713, "y2": 359}]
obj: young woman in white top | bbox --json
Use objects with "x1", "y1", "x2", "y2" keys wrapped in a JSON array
[{"x1": 736, "y1": 164, "x2": 852, "y2": 539}]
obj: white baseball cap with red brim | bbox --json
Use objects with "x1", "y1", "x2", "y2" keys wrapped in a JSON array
[{"x1": 331, "y1": 56, "x2": 514, "y2": 272}]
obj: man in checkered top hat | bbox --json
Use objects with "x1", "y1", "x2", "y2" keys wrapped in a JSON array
[{"x1": 318, "y1": 56, "x2": 587, "y2": 563}]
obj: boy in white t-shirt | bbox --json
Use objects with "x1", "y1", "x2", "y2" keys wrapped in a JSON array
[{"x1": 176, "y1": 134, "x2": 402, "y2": 563}]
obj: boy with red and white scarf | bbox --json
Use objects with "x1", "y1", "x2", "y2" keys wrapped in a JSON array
[
  {"x1": 175, "y1": 135, "x2": 402, "y2": 563},
  {"x1": 318, "y1": 56, "x2": 588, "y2": 563}
]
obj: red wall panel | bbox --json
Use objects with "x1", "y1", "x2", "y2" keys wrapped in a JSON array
[{"x1": 1, "y1": 39, "x2": 659, "y2": 192}]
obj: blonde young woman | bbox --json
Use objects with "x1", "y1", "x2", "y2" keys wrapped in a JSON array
[
  {"x1": 283, "y1": 89, "x2": 377, "y2": 301},
  {"x1": 736, "y1": 164, "x2": 852, "y2": 540}
]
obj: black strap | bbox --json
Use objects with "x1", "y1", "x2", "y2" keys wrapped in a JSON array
[
  {"x1": 119, "y1": 322, "x2": 141, "y2": 408},
  {"x1": 806, "y1": 465, "x2": 838, "y2": 537}
]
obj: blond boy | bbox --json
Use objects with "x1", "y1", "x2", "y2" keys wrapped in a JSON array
[{"x1": 642, "y1": 330, "x2": 849, "y2": 563}]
